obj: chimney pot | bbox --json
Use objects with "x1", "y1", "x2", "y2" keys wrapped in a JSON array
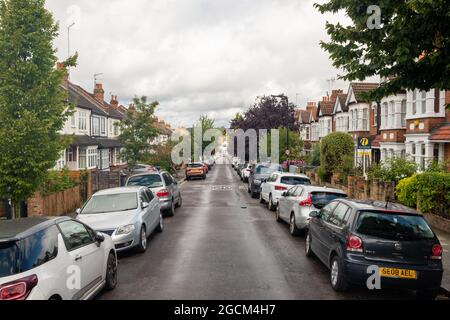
[{"x1": 93, "y1": 83, "x2": 105, "y2": 102}]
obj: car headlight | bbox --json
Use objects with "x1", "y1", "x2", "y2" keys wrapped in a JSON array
[{"x1": 116, "y1": 224, "x2": 135, "y2": 235}]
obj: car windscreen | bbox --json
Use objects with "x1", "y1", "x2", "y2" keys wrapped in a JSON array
[
  {"x1": 81, "y1": 193, "x2": 138, "y2": 214},
  {"x1": 188, "y1": 164, "x2": 203, "y2": 168},
  {"x1": 356, "y1": 211, "x2": 435, "y2": 241},
  {"x1": 256, "y1": 165, "x2": 281, "y2": 174},
  {"x1": 127, "y1": 174, "x2": 163, "y2": 188},
  {"x1": 311, "y1": 192, "x2": 347, "y2": 209},
  {"x1": 280, "y1": 176, "x2": 311, "y2": 185}
]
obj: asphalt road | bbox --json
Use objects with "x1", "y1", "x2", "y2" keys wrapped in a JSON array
[{"x1": 98, "y1": 163, "x2": 420, "y2": 300}]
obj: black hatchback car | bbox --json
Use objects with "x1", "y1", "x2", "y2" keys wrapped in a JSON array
[{"x1": 306, "y1": 199, "x2": 443, "y2": 298}]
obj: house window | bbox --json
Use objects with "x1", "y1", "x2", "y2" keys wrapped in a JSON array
[
  {"x1": 92, "y1": 117, "x2": 100, "y2": 136},
  {"x1": 79, "y1": 148, "x2": 87, "y2": 169},
  {"x1": 101, "y1": 118, "x2": 106, "y2": 136},
  {"x1": 115, "y1": 148, "x2": 122, "y2": 164},
  {"x1": 109, "y1": 119, "x2": 113, "y2": 135},
  {"x1": 362, "y1": 108, "x2": 368, "y2": 131},
  {"x1": 388, "y1": 102, "x2": 394, "y2": 128},
  {"x1": 88, "y1": 148, "x2": 97, "y2": 168},
  {"x1": 412, "y1": 90, "x2": 417, "y2": 115},
  {"x1": 114, "y1": 122, "x2": 119, "y2": 136},
  {"x1": 373, "y1": 106, "x2": 377, "y2": 127},
  {"x1": 382, "y1": 103, "x2": 388, "y2": 129},
  {"x1": 401, "y1": 100, "x2": 407, "y2": 127},
  {"x1": 70, "y1": 113, "x2": 76, "y2": 127},
  {"x1": 421, "y1": 91, "x2": 427, "y2": 114},
  {"x1": 99, "y1": 149, "x2": 109, "y2": 169},
  {"x1": 66, "y1": 147, "x2": 75, "y2": 162},
  {"x1": 78, "y1": 112, "x2": 87, "y2": 131}
]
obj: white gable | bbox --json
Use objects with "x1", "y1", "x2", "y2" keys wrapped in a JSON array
[
  {"x1": 333, "y1": 98, "x2": 342, "y2": 115},
  {"x1": 345, "y1": 85, "x2": 357, "y2": 105}
]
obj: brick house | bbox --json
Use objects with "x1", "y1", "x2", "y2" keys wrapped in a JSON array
[
  {"x1": 346, "y1": 82, "x2": 380, "y2": 167},
  {"x1": 333, "y1": 92, "x2": 349, "y2": 133},
  {"x1": 405, "y1": 88, "x2": 450, "y2": 170}
]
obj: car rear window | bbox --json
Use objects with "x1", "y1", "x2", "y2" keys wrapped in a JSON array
[
  {"x1": 356, "y1": 211, "x2": 435, "y2": 241},
  {"x1": 0, "y1": 226, "x2": 59, "y2": 277},
  {"x1": 188, "y1": 163, "x2": 203, "y2": 168},
  {"x1": 311, "y1": 192, "x2": 347, "y2": 208},
  {"x1": 127, "y1": 174, "x2": 163, "y2": 188},
  {"x1": 280, "y1": 176, "x2": 311, "y2": 185}
]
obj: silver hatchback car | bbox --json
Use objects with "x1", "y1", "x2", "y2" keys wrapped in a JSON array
[
  {"x1": 76, "y1": 186, "x2": 163, "y2": 253},
  {"x1": 125, "y1": 171, "x2": 182, "y2": 216},
  {"x1": 276, "y1": 185, "x2": 347, "y2": 236}
]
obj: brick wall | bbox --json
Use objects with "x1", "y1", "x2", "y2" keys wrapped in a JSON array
[
  {"x1": 406, "y1": 117, "x2": 446, "y2": 134},
  {"x1": 380, "y1": 129, "x2": 406, "y2": 143}
]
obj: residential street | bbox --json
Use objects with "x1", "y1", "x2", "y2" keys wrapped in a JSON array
[{"x1": 97, "y1": 162, "x2": 423, "y2": 300}]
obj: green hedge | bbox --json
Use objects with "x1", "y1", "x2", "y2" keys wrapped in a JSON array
[
  {"x1": 320, "y1": 132, "x2": 354, "y2": 182},
  {"x1": 396, "y1": 172, "x2": 450, "y2": 217}
]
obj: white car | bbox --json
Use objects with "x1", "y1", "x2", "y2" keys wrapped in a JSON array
[
  {"x1": 76, "y1": 187, "x2": 163, "y2": 253},
  {"x1": 240, "y1": 164, "x2": 252, "y2": 182},
  {"x1": 260, "y1": 172, "x2": 311, "y2": 211},
  {"x1": 0, "y1": 217, "x2": 117, "y2": 300}
]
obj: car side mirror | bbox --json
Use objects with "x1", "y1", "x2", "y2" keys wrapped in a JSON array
[
  {"x1": 95, "y1": 233, "x2": 105, "y2": 244},
  {"x1": 142, "y1": 202, "x2": 149, "y2": 209},
  {"x1": 75, "y1": 208, "x2": 81, "y2": 215},
  {"x1": 309, "y1": 211, "x2": 321, "y2": 218},
  {"x1": 282, "y1": 192, "x2": 287, "y2": 197}
]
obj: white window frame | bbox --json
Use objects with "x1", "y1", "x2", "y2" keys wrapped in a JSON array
[{"x1": 78, "y1": 111, "x2": 87, "y2": 131}]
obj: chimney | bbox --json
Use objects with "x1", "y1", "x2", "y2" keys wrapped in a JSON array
[
  {"x1": 330, "y1": 89, "x2": 343, "y2": 102},
  {"x1": 94, "y1": 83, "x2": 105, "y2": 102},
  {"x1": 128, "y1": 103, "x2": 137, "y2": 113},
  {"x1": 57, "y1": 62, "x2": 69, "y2": 88},
  {"x1": 110, "y1": 94, "x2": 119, "y2": 109},
  {"x1": 306, "y1": 102, "x2": 318, "y2": 118}
]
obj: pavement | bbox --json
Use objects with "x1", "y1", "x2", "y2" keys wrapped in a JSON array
[
  {"x1": 96, "y1": 163, "x2": 448, "y2": 300},
  {"x1": 435, "y1": 230, "x2": 450, "y2": 296}
]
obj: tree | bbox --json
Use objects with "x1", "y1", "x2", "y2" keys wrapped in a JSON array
[
  {"x1": 368, "y1": 157, "x2": 418, "y2": 182},
  {"x1": 191, "y1": 114, "x2": 216, "y2": 161},
  {"x1": 315, "y1": 1, "x2": 450, "y2": 101},
  {"x1": 319, "y1": 132, "x2": 354, "y2": 182},
  {"x1": 0, "y1": 0, "x2": 75, "y2": 215},
  {"x1": 118, "y1": 97, "x2": 159, "y2": 168},
  {"x1": 146, "y1": 141, "x2": 179, "y2": 175}
]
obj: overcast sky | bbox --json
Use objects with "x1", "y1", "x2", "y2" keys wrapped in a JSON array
[{"x1": 46, "y1": 0, "x2": 351, "y2": 128}]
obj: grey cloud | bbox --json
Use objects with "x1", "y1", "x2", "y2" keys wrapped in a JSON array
[{"x1": 46, "y1": 0, "x2": 349, "y2": 127}]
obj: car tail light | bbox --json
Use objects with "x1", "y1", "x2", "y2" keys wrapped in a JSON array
[
  {"x1": 156, "y1": 189, "x2": 170, "y2": 198},
  {"x1": 299, "y1": 193, "x2": 312, "y2": 206},
  {"x1": 275, "y1": 185, "x2": 287, "y2": 191},
  {"x1": 431, "y1": 244, "x2": 443, "y2": 260},
  {"x1": 346, "y1": 234, "x2": 363, "y2": 253},
  {"x1": 0, "y1": 275, "x2": 38, "y2": 300}
]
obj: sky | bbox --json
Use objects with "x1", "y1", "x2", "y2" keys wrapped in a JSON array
[{"x1": 45, "y1": 0, "x2": 352, "y2": 128}]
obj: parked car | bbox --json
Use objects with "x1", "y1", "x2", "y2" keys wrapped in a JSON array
[
  {"x1": 0, "y1": 217, "x2": 117, "y2": 300},
  {"x1": 76, "y1": 186, "x2": 163, "y2": 253},
  {"x1": 260, "y1": 172, "x2": 311, "y2": 211},
  {"x1": 186, "y1": 162, "x2": 206, "y2": 180},
  {"x1": 305, "y1": 199, "x2": 443, "y2": 298},
  {"x1": 240, "y1": 163, "x2": 252, "y2": 182},
  {"x1": 129, "y1": 163, "x2": 156, "y2": 174},
  {"x1": 248, "y1": 163, "x2": 283, "y2": 198},
  {"x1": 276, "y1": 185, "x2": 347, "y2": 236},
  {"x1": 201, "y1": 162, "x2": 210, "y2": 173},
  {"x1": 126, "y1": 171, "x2": 182, "y2": 216}
]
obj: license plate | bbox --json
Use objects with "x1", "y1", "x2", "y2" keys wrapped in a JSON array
[{"x1": 379, "y1": 267, "x2": 417, "y2": 279}]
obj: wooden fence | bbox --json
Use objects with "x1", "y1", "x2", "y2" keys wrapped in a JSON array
[{"x1": 28, "y1": 185, "x2": 81, "y2": 217}]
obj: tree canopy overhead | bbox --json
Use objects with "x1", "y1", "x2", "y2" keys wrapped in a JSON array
[{"x1": 315, "y1": 0, "x2": 450, "y2": 101}]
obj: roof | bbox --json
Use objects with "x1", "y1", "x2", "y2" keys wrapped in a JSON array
[
  {"x1": 340, "y1": 199, "x2": 419, "y2": 214},
  {"x1": 298, "y1": 110, "x2": 311, "y2": 124},
  {"x1": 94, "y1": 186, "x2": 144, "y2": 196},
  {"x1": 67, "y1": 134, "x2": 99, "y2": 147},
  {"x1": 0, "y1": 217, "x2": 68, "y2": 241},
  {"x1": 338, "y1": 94, "x2": 348, "y2": 112},
  {"x1": 429, "y1": 123, "x2": 450, "y2": 141},
  {"x1": 96, "y1": 138, "x2": 123, "y2": 149},
  {"x1": 350, "y1": 82, "x2": 379, "y2": 103},
  {"x1": 301, "y1": 185, "x2": 347, "y2": 194},
  {"x1": 318, "y1": 100, "x2": 335, "y2": 116},
  {"x1": 68, "y1": 82, "x2": 109, "y2": 116}
]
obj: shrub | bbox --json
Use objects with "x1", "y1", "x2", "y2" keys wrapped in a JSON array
[
  {"x1": 40, "y1": 167, "x2": 77, "y2": 196},
  {"x1": 396, "y1": 172, "x2": 450, "y2": 217},
  {"x1": 368, "y1": 157, "x2": 418, "y2": 183},
  {"x1": 319, "y1": 132, "x2": 354, "y2": 182},
  {"x1": 308, "y1": 143, "x2": 321, "y2": 167}
]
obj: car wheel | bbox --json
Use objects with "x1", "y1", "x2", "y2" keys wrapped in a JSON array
[
  {"x1": 289, "y1": 214, "x2": 301, "y2": 236},
  {"x1": 268, "y1": 195, "x2": 276, "y2": 211},
  {"x1": 250, "y1": 186, "x2": 257, "y2": 199},
  {"x1": 156, "y1": 213, "x2": 164, "y2": 233},
  {"x1": 416, "y1": 289, "x2": 439, "y2": 300},
  {"x1": 203, "y1": 174, "x2": 206, "y2": 179},
  {"x1": 136, "y1": 225, "x2": 147, "y2": 253},
  {"x1": 276, "y1": 205, "x2": 282, "y2": 222},
  {"x1": 105, "y1": 252, "x2": 118, "y2": 290},
  {"x1": 330, "y1": 255, "x2": 348, "y2": 292},
  {"x1": 259, "y1": 192, "x2": 265, "y2": 204},
  {"x1": 176, "y1": 194, "x2": 182, "y2": 208},
  {"x1": 166, "y1": 200, "x2": 175, "y2": 217},
  {"x1": 305, "y1": 232, "x2": 314, "y2": 257}
]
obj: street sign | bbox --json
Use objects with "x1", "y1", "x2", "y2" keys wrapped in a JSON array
[
  {"x1": 357, "y1": 137, "x2": 372, "y2": 150},
  {"x1": 357, "y1": 150, "x2": 372, "y2": 156}
]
